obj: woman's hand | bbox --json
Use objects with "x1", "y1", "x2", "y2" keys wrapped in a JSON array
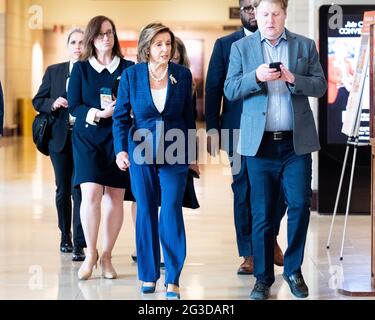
[
  {"x1": 96, "y1": 100, "x2": 116, "y2": 119},
  {"x1": 116, "y1": 151, "x2": 131, "y2": 171},
  {"x1": 52, "y1": 97, "x2": 68, "y2": 110}
]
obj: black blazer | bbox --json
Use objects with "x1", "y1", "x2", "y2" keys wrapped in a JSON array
[
  {"x1": 0, "y1": 81, "x2": 4, "y2": 136},
  {"x1": 32, "y1": 62, "x2": 70, "y2": 153},
  {"x1": 205, "y1": 29, "x2": 245, "y2": 154}
]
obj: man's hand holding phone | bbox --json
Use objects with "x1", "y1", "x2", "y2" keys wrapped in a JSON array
[
  {"x1": 256, "y1": 63, "x2": 282, "y2": 82},
  {"x1": 256, "y1": 62, "x2": 295, "y2": 84},
  {"x1": 279, "y1": 64, "x2": 295, "y2": 84}
]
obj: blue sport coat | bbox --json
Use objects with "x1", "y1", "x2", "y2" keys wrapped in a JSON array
[
  {"x1": 113, "y1": 62, "x2": 196, "y2": 165},
  {"x1": 224, "y1": 29, "x2": 327, "y2": 156}
]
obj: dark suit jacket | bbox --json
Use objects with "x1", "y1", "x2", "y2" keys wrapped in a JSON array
[
  {"x1": 205, "y1": 29, "x2": 245, "y2": 154},
  {"x1": 32, "y1": 62, "x2": 70, "y2": 153},
  {"x1": 0, "y1": 81, "x2": 4, "y2": 136},
  {"x1": 113, "y1": 62, "x2": 196, "y2": 165}
]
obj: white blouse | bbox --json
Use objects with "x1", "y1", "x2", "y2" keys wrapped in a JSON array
[{"x1": 151, "y1": 87, "x2": 167, "y2": 113}]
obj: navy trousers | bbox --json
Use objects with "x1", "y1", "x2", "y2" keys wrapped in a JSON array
[
  {"x1": 130, "y1": 163, "x2": 188, "y2": 286},
  {"x1": 230, "y1": 154, "x2": 286, "y2": 257},
  {"x1": 246, "y1": 134, "x2": 311, "y2": 286}
]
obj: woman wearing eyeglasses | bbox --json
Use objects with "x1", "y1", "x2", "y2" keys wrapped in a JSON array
[{"x1": 68, "y1": 16, "x2": 134, "y2": 280}]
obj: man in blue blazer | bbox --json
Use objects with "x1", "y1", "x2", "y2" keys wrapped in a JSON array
[
  {"x1": 205, "y1": 0, "x2": 285, "y2": 275},
  {"x1": 0, "y1": 81, "x2": 4, "y2": 137},
  {"x1": 225, "y1": 0, "x2": 327, "y2": 299}
]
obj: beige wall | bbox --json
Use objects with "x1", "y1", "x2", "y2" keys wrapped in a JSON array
[
  {"x1": 4, "y1": 0, "x2": 43, "y2": 132},
  {"x1": 30, "y1": 0, "x2": 241, "y2": 30},
  {"x1": 0, "y1": 0, "x2": 5, "y2": 87}
]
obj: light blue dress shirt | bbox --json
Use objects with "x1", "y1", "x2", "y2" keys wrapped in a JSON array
[{"x1": 261, "y1": 30, "x2": 293, "y2": 131}]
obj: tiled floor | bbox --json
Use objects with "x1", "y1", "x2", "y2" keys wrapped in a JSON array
[{"x1": 0, "y1": 136, "x2": 374, "y2": 300}]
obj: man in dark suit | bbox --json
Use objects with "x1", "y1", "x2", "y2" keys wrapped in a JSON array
[
  {"x1": 205, "y1": 0, "x2": 285, "y2": 275},
  {"x1": 0, "y1": 81, "x2": 4, "y2": 137},
  {"x1": 32, "y1": 29, "x2": 86, "y2": 261},
  {"x1": 225, "y1": 0, "x2": 327, "y2": 299}
]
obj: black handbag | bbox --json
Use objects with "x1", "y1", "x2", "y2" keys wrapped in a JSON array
[
  {"x1": 32, "y1": 113, "x2": 54, "y2": 156},
  {"x1": 182, "y1": 169, "x2": 200, "y2": 209}
]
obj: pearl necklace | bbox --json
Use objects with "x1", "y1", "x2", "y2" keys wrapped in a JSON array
[{"x1": 148, "y1": 63, "x2": 168, "y2": 82}]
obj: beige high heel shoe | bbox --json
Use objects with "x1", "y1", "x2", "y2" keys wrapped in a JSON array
[
  {"x1": 100, "y1": 256, "x2": 117, "y2": 279},
  {"x1": 78, "y1": 250, "x2": 98, "y2": 280}
]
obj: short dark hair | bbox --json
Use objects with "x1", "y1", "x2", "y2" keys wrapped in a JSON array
[{"x1": 80, "y1": 16, "x2": 123, "y2": 61}]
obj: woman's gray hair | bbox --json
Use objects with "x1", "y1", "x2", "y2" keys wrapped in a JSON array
[
  {"x1": 137, "y1": 22, "x2": 176, "y2": 63},
  {"x1": 67, "y1": 27, "x2": 85, "y2": 45}
]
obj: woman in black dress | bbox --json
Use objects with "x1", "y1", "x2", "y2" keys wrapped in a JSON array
[{"x1": 68, "y1": 16, "x2": 134, "y2": 280}]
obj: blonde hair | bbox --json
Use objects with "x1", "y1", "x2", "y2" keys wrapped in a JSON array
[
  {"x1": 66, "y1": 27, "x2": 84, "y2": 45},
  {"x1": 252, "y1": 0, "x2": 288, "y2": 10},
  {"x1": 137, "y1": 22, "x2": 176, "y2": 63}
]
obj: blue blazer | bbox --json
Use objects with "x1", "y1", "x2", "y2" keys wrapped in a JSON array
[
  {"x1": 224, "y1": 29, "x2": 327, "y2": 156},
  {"x1": 205, "y1": 29, "x2": 244, "y2": 137},
  {"x1": 113, "y1": 62, "x2": 196, "y2": 165}
]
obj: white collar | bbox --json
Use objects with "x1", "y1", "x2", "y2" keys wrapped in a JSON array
[
  {"x1": 88, "y1": 55, "x2": 120, "y2": 74},
  {"x1": 69, "y1": 60, "x2": 75, "y2": 74},
  {"x1": 243, "y1": 28, "x2": 253, "y2": 37}
]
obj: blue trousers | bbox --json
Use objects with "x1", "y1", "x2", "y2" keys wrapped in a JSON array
[
  {"x1": 230, "y1": 154, "x2": 286, "y2": 257},
  {"x1": 246, "y1": 135, "x2": 311, "y2": 286},
  {"x1": 130, "y1": 163, "x2": 188, "y2": 286}
]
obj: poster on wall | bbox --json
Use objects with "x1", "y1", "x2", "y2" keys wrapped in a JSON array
[
  {"x1": 341, "y1": 11, "x2": 375, "y2": 143},
  {"x1": 327, "y1": 13, "x2": 363, "y2": 144}
]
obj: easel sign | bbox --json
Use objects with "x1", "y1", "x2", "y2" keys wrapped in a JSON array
[
  {"x1": 328, "y1": 14, "x2": 375, "y2": 295},
  {"x1": 328, "y1": 11, "x2": 375, "y2": 262},
  {"x1": 342, "y1": 11, "x2": 375, "y2": 143}
]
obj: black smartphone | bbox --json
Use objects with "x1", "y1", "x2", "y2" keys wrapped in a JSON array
[
  {"x1": 113, "y1": 76, "x2": 121, "y2": 98},
  {"x1": 269, "y1": 62, "x2": 282, "y2": 72}
]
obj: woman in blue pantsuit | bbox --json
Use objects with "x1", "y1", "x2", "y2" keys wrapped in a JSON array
[
  {"x1": 68, "y1": 16, "x2": 134, "y2": 280},
  {"x1": 113, "y1": 23, "x2": 196, "y2": 299}
]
